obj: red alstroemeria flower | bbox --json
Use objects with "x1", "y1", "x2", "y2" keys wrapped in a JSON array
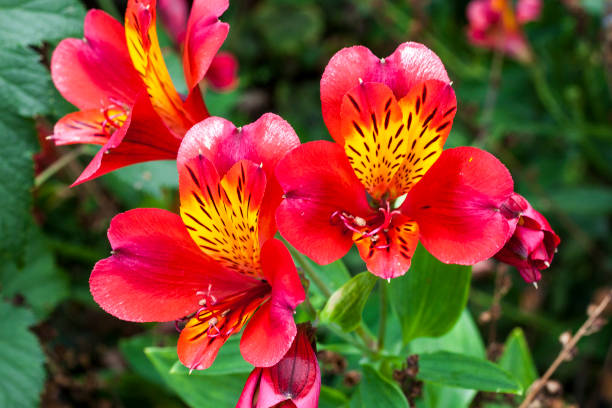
[
  {"x1": 466, "y1": 0, "x2": 541, "y2": 62},
  {"x1": 90, "y1": 114, "x2": 303, "y2": 370},
  {"x1": 237, "y1": 324, "x2": 320, "y2": 408},
  {"x1": 276, "y1": 43, "x2": 522, "y2": 279},
  {"x1": 51, "y1": 0, "x2": 230, "y2": 184},
  {"x1": 495, "y1": 193, "x2": 560, "y2": 285}
]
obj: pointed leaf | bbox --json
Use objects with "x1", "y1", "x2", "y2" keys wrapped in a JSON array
[
  {"x1": 498, "y1": 328, "x2": 538, "y2": 392},
  {"x1": 360, "y1": 364, "x2": 409, "y2": 408},
  {"x1": 418, "y1": 351, "x2": 522, "y2": 394},
  {"x1": 320, "y1": 271, "x2": 377, "y2": 332},
  {"x1": 389, "y1": 244, "x2": 471, "y2": 344}
]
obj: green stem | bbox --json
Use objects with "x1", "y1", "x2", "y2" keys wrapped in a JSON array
[
  {"x1": 476, "y1": 50, "x2": 504, "y2": 145},
  {"x1": 34, "y1": 146, "x2": 88, "y2": 188},
  {"x1": 302, "y1": 295, "x2": 317, "y2": 320},
  {"x1": 287, "y1": 244, "x2": 332, "y2": 298},
  {"x1": 355, "y1": 326, "x2": 377, "y2": 351},
  {"x1": 377, "y1": 281, "x2": 388, "y2": 351},
  {"x1": 527, "y1": 62, "x2": 565, "y2": 125}
]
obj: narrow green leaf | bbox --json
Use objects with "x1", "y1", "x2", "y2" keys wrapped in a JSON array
[
  {"x1": 145, "y1": 347, "x2": 248, "y2": 408},
  {"x1": 0, "y1": 223, "x2": 69, "y2": 320},
  {"x1": 418, "y1": 351, "x2": 522, "y2": 394},
  {"x1": 407, "y1": 310, "x2": 485, "y2": 408},
  {"x1": 389, "y1": 244, "x2": 471, "y2": 344},
  {"x1": 360, "y1": 364, "x2": 409, "y2": 408},
  {"x1": 170, "y1": 335, "x2": 253, "y2": 376},
  {"x1": 0, "y1": 115, "x2": 37, "y2": 262},
  {"x1": 0, "y1": 0, "x2": 85, "y2": 47},
  {"x1": 119, "y1": 334, "x2": 167, "y2": 387},
  {"x1": 498, "y1": 328, "x2": 538, "y2": 392},
  {"x1": 320, "y1": 271, "x2": 377, "y2": 332},
  {"x1": 0, "y1": 302, "x2": 45, "y2": 408},
  {"x1": 112, "y1": 161, "x2": 179, "y2": 199}
]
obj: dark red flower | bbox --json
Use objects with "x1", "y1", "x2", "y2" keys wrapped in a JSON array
[
  {"x1": 90, "y1": 115, "x2": 303, "y2": 370},
  {"x1": 495, "y1": 193, "x2": 560, "y2": 284},
  {"x1": 276, "y1": 43, "x2": 521, "y2": 279},
  {"x1": 51, "y1": 0, "x2": 229, "y2": 184},
  {"x1": 237, "y1": 324, "x2": 320, "y2": 408}
]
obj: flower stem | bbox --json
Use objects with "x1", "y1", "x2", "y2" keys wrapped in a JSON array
[
  {"x1": 476, "y1": 50, "x2": 504, "y2": 145},
  {"x1": 34, "y1": 146, "x2": 88, "y2": 188},
  {"x1": 355, "y1": 325, "x2": 377, "y2": 350},
  {"x1": 377, "y1": 281, "x2": 388, "y2": 351},
  {"x1": 286, "y1": 244, "x2": 332, "y2": 298}
]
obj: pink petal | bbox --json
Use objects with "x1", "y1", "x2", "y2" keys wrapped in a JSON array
[
  {"x1": 516, "y1": 0, "x2": 542, "y2": 23},
  {"x1": 236, "y1": 368, "x2": 263, "y2": 408},
  {"x1": 275, "y1": 140, "x2": 372, "y2": 265},
  {"x1": 183, "y1": 0, "x2": 229, "y2": 90},
  {"x1": 321, "y1": 42, "x2": 450, "y2": 142},
  {"x1": 158, "y1": 0, "x2": 189, "y2": 45},
  {"x1": 90, "y1": 208, "x2": 257, "y2": 322},
  {"x1": 240, "y1": 239, "x2": 304, "y2": 367},
  {"x1": 403, "y1": 146, "x2": 517, "y2": 265},
  {"x1": 206, "y1": 51, "x2": 239, "y2": 91},
  {"x1": 51, "y1": 10, "x2": 143, "y2": 110}
]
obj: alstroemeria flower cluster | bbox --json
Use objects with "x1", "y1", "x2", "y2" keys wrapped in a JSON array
[
  {"x1": 466, "y1": 0, "x2": 542, "y2": 62},
  {"x1": 50, "y1": 1, "x2": 560, "y2": 404},
  {"x1": 51, "y1": 0, "x2": 230, "y2": 184}
]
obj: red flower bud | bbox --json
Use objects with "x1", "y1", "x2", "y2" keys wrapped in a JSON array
[{"x1": 495, "y1": 194, "x2": 560, "y2": 284}]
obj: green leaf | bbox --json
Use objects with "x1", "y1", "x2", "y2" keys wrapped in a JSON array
[
  {"x1": 170, "y1": 335, "x2": 253, "y2": 376},
  {"x1": 145, "y1": 347, "x2": 248, "y2": 408},
  {"x1": 547, "y1": 186, "x2": 612, "y2": 215},
  {"x1": 360, "y1": 364, "x2": 409, "y2": 408},
  {"x1": 0, "y1": 47, "x2": 54, "y2": 116},
  {"x1": 320, "y1": 385, "x2": 349, "y2": 408},
  {"x1": 320, "y1": 271, "x2": 377, "y2": 332},
  {"x1": 0, "y1": 0, "x2": 85, "y2": 47},
  {"x1": 111, "y1": 160, "x2": 179, "y2": 199},
  {"x1": 119, "y1": 334, "x2": 167, "y2": 387},
  {"x1": 0, "y1": 114, "x2": 37, "y2": 262},
  {"x1": 407, "y1": 310, "x2": 485, "y2": 408},
  {"x1": 418, "y1": 351, "x2": 522, "y2": 394},
  {"x1": 0, "y1": 301, "x2": 45, "y2": 408},
  {"x1": 389, "y1": 244, "x2": 471, "y2": 344},
  {"x1": 0, "y1": 223, "x2": 69, "y2": 320},
  {"x1": 498, "y1": 328, "x2": 538, "y2": 393}
]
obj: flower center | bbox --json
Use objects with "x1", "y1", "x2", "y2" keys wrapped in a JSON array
[
  {"x1": 331, "y1": 200, "x2": 401, "y2": 249},
  {"x1": 100, "y1": 99, "x2": 129, "y2": 137},
  {"x1": 177, "y1": 282, "x2": 270, "y2": 339}
]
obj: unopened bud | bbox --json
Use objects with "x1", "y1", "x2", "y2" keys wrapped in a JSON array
[
  {"x1": 545, "y1": 380, "x2": 562, "y2": 395},
  {"x1": 559, "y1": 331, "x2": 571, "y2": 346}
]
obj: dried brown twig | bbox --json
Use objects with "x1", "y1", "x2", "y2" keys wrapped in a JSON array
[{"x1": 519, "y1": 289, "x2": 612, "y2": 408}]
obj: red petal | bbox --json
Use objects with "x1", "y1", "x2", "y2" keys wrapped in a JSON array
[
  {"x1": 354, "y1": 216, "x2": 419, "y2": 279},
  {"x1": 236, "y1": 368, "x2": 263, "y2": 408},
  {"x1": 403, "y1": 146, "x2": 516, "y2": 265},
  {"x1": 183, "y1": 0, "x2": 229, "y2": 90},
  {"x1": 206, "y1": 52, "x2": 238, "y2": 91},
  {"x1": 275, "y1": 141, "x2": 372, "y2": 265},
  {"x1": 321, "y1": 42, "x2": 450, "y2": 142},
  {"x1": 53, "y1": 110, "x2": 112, "y2": 146},
  {"x1": 240, "y1": 239, "x2": 304, "y2": 367},
  {"x1": 179, "y1": 114, "x2": 300, "y2": 242},
  {"x1": 89, "y1": 208, "x2": 256, "y2": 322},
  {"x1": 51, "y1": 10, "x2": 143, "y2": 110},
  {"x1": 257, "y1": 325, "x2": 320, "y2": 407},
  {"x1": 72, "y1": 92, "x2": 180, "y2": 185}
]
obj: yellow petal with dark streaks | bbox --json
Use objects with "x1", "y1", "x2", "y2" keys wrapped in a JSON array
[
  {"x1": 125, "y1": 0, "x2": 194, "y2": 135},
  {"x1": 179, "y1": 156, "x2": 267, "y2": 278},
  {"x1": 340, "y1": 82, "x2": 409, "y2": 200},
  {"x1": 388, "y1": 80, "x2": 457, "y2": 198}
]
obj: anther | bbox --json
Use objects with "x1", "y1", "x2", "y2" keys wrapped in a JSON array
[
  {"x1": 353, "y1": 216, "x2": 367, "y2": 227},
  {"x1": 380, "y1": 57, "x2": 386, "y2": 64}
]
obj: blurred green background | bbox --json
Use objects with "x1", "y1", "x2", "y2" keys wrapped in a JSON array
[{"x1": 0, "y1": 0, "x2": 610, "y2": 406}]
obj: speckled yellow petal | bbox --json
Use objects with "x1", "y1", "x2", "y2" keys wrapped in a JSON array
[
  {"x1": 388, "y1": 80, "x2": 457, "y2": 198},
  {"x1": 125, "y1": 0, "x2": 196, "y2": 135},
  {"x1": 340, "y1": 82, "x2": 409, "y2": 200},
  {"x1": 179, "y1": 156, "x2": 267, "y2": 277}
]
